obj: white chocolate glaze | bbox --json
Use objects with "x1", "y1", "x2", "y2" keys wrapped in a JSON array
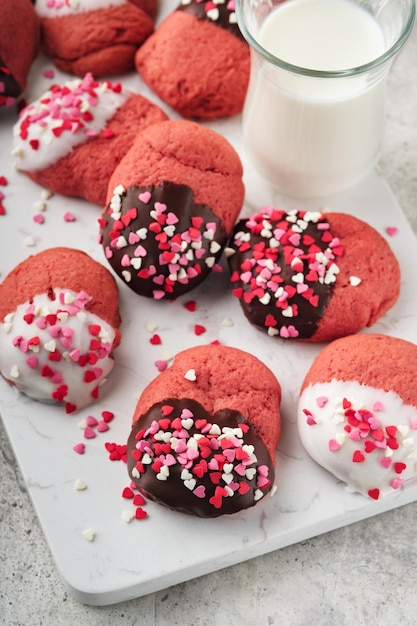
[
  {"x1": 0, "y1": 290, "x2": 116, "y2": 412},
  {"x1": 297, "y1": 380, "x2": 417, "y2": 499},
  {"x1": 35, "y1": 0, "x2": 127, "y2": 19},
  {"x1": 12, "y1": 74, "x2": 129, "y2": 171}
]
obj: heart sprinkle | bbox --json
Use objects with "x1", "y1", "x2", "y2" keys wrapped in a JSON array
[
  {"x1": 5, "y1": 289, "x2": 116, "y2": 413},
  {"x1": 301, "y1": 391, "x2": 417, "y2": 500},
  {"x1": 127, "y1": 400, "x2": 275, "y2": 514},
  {"x1": 99, "y1": 182, "x2": 226, "y2": 300},
  {"x1": 228, "y1": 208, "x2": 343, "y2": 339}
]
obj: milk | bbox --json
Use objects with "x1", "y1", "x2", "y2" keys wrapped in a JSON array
[{"x1": 241, "y1": 0, "x2": 389, "y2": 197}]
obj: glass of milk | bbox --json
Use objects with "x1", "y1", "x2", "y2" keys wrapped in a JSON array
[{"x1": 236, "y1": 0, "x2": 415, "y2": 197}]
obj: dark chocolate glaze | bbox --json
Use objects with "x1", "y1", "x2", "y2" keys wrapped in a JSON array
[
  {"x1": 127, "y1": 398, "x2": 275, "y2": 517},
  {"x1": 0, "y1": 57, "x2": 21, "y2": 105},
  {"x1": 99, "y1": 181, "x2": 227, "y2": 300},
  {"x1": 227, "y1": 210, "x2": 340, "y2": 339},
  {"x1": 176, "y1": 0, "x2": 243, "y2": 41}
]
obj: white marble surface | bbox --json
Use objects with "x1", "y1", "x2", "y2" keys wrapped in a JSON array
[{"x1": 1, "y1": 18, "x2": 417, "y2": 626}]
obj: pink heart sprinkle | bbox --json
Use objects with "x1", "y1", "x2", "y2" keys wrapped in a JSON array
[
  {"x1": 391, "y1": 477, "x2": 404, "y2": 489},
  {"x1": 257, "y1": 464, "x2": 269, "y2": 477},
  {"x1": 372, "y1": 401, "x2": 384, "y2": 412},
  {"x1": 181, "y1": 408, "x2": 194, "y2": 419},
  {"x1": 257, "y1": 475, "x2": 270, "y2": 488},
  {"x1": 128, "y1": 232, "x2": 140, "y2": 245},
  {"x1": 379, "y1": 457, "x2": 392, "y2": 469},
  {"x1": 73, "y1": 443, "x2": 85, "y2": 455},
  {"x1": 83, "y1": 426, "x2": 96, "y2": 439},
  {"x1": 297, "y1": 283, "x2": 308, "y2": 294},
  {"x1": 193, "y1": 485, "x2": 206, "y2": 498},
  {"x1": 154, "y1": 202, "x2": 167, "y2": 213},
  {"x1": 86, "y1": 415, "x2": 98, "y2": 427},
  {"x1": 316, "y1": 396, "x2": 328, "y2": 408},
  {"x1": 50, "y1": 372, "x2": 63, "y2": 384},
  {"x1": 138, "y1": 191, "x2": 151, "y2": 204},
  {"x1": 223, "y1": 449, "x2": 236, "y2": 462},
  {"x1": 208, "y1": 458, "x2": 219, "y2": 470},
  {"x1": 33, "y1": 213, "x2": 45, "y2": 224},
  {"x1": 97, "y1": 421, "x2": 109, "y2": 433},
  {"x1": 63, "y1": 212, "x2": 75, "y2": 222},
  {"x1": 386, "y1": 226, "x2": 398, "y2": 237},
  {"x1": 328, "y1": 439, "x2": 340, "y2": 452},
  {"x1": 306, "y1": 415, "x2": 316, "y2": 426},
  {"x1": 134, "y1": 245, "x2": 147, "y2": 257},
  {"x1": 410, "y1": 417, "x2": 417, "y2": 430},
  {"x1": 166, "y1": 212, "x2": 179, "y2": 225},
  {"x1": 26, "y1": 355, "x2": 38, "y2": 369},
  {"x1": 155, "y1": 360, "x2": 167, "y2": 372},
  {"x1": 43, "y1": 68, "x2": 55, "y2": 79},
  {"x1": 121, "y1": 254, "x2": 131, "y2": 267}
]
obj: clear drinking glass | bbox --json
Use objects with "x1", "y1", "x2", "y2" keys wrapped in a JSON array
[{"x1": 236, "y1": 0, "x2": 416, "y2": 197}]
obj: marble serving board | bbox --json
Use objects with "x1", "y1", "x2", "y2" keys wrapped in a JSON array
[{"x1": 2, "y1": 3, "x2": 417, "y2": 606}]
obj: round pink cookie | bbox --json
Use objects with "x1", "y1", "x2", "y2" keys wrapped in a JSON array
[
  {"x1": 36, "y1": 0, "x2": 157, "y2": 77},
  {"x1": 135, "y1": 4, "x2": 250, "y2": 120},
  {"x1": 99, "y1": 119, "x2": 244, "y2": 299},
  {"x1": 298, "y1": 334, "x2": 417, "y2": 500},
  {"x1": 12, "y1": 73, "x2": 168, "y2": 205},
  {"x1": 228, "y1": 209, "x2": 400, "y2": 341},
  {"x1": 0, "y1": 247, "x2": 122, "y2": 413},
  {"x1": 0, "y1": 0, "x2": 40, "y2": 108}
]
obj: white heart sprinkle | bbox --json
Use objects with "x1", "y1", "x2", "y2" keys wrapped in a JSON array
[
  {"x1": 184, "y1": 368, "x2": 196, "y2": 382},
  {"x1": 349, "y1": 275, "x2": 361, "y2": 286},
  {"x1": 121, "y1": 510, "x2": 135, "y2": 523},
  {"x1": 81, "y1": 528, "x2": 96, "y2": 542},
  {"x1": 184, "y1": 478, "x2": 196, "y2": 490}
]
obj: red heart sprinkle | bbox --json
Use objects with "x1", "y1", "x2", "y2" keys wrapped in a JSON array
[
  {"x1": 133, "y1": 493, "x2": 146, "y2": 506},
  {"x1": 149, "y1": 334, "x2": 161, "y2": 345},
  {"x1": 209, "y1": 472, "x2": 222, "y2": 485},
  {"x1": 394, "y1": 462, "x2": 407, "y2": 474},
  {"x1": 364, "y1": 440, "x2": 376, "y2": 453},
  {"x1": 184, "y1": 300, "x2": 197, "y2": 312},
  {"x1": 101, "y1": 410, "x2": 114, "y2": 423},
  {"x1": 122, "y1": 487, "x2": 134, "y2": 499},
  {"x1": 135, "y1": 507, "x2": 148, "y2": 520},
  {"x1": 238, "y1": 482, "x2": 250, "y2": 495},
  {"x1": 386, "y1": 425, "x2": 397, "y2": 437},
  {"x1": 368, "y1": 488, "x2": 380, "y2": 500},
  {"x1": 352, "y1": 450, "x2": 365, "y2": 463}
]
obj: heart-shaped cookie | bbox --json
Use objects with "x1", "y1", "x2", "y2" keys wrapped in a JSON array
[{"x1": 127, "y1": 344, "x2": 281, "y2": 517}]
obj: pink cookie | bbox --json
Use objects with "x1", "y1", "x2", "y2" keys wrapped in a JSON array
[{"x1": 298, "y1": 334, "x2": 417, "y2": 500}]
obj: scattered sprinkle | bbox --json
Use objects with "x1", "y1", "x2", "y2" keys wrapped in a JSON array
[
  {"x1": 81, "y1": 528, "x2": 96, "y2": 542},
  {"x1": 74, "y1": 479, "x2": 87, "y2": 491},
  {"x1": 386, "y1": 226, "x2": 398, "y2": 237},
  {"x1": 184, "y1": 300, "x2": 197, "y2": 312},
  {"x1": 63, "y1": 211, "x2": 76, "y2": 222}
]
